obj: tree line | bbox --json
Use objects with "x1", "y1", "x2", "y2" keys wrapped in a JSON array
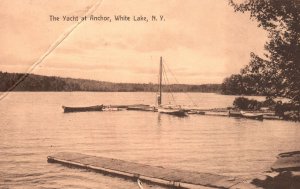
[
  {"x1": 0, "y1": 72, "x2": 221, "y2": 93},
  {"x1": 222, "y1": 0, "x2": 300, "y2": 107}
]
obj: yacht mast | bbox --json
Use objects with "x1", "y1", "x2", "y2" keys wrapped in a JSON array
[{"x1": 158, "y1": 56, "x2": 163, "y2": 105}]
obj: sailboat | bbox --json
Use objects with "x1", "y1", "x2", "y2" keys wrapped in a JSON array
[{"x1": 156, "y1": 57, "x2": 187, "y2": 117}]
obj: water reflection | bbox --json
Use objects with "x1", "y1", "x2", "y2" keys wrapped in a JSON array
[{"x1": 157, "y1": 113, "x2": 162, "y2": 127}]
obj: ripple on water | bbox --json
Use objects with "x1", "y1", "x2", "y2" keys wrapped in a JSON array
[{"x1": 1, "y1": 92, "x2": 299, "y2": 188}]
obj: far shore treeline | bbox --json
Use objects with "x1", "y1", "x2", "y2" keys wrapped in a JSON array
[{"x1": 0, "y1": 72, "x2": 221, "y2": 93}]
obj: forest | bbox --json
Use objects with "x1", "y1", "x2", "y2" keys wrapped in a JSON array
[{"x1": 0, "y1": 71, "x2": 221, "y2": 93}]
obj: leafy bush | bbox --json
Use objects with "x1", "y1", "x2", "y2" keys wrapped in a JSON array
[{"x1": 233, "y1": 97, "x2": 262, "y2": 110}]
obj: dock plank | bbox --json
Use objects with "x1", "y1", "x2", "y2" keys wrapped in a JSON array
[
  {"x1": 48, "y1": 152, "x2": 255, "y2": 188},
  {"x1": 271, "y1": 151, "x2": 300, "y2": 171}
]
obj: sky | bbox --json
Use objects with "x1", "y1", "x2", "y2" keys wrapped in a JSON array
[{"x1": 0, "y1": 0, "x2": 268, "y2": 84}]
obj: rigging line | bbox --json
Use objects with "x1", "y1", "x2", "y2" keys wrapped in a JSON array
[
  {"x1": 163, "y1": 64, "x2": 177, "y2": 105},
  {"x1": 0, "y1": 0, "x2": 104, "y2": 102},
  {"x1": 161, "y1": 65, "x2": 171, "y2": 104},
  {"x1": 164, "y1": 64, "x2": 177, "y2": 105},
  {"x1": 153, "y1": 56, "x2": 160, "y2": 95},
  {"x1": 163, "y1": 61, "x2": 197, "y2": 107},
  {"x1": 162, "y1": 63, "x2": 177, "y2": 105},
  {"x1": 161, "y1": 68, "x2": 170, "y2": 104}
]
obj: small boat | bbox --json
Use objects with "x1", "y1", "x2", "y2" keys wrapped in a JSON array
[
  {"x1": 127, "y1": 104, "x2": 156, "y2": 112},
  {"x1": 62, "y1": 105, "x2": 103, "y2": 113},
  {"x1": 187, "y1": 110, "x2": 205, "y2": 115},
  {"x1": 229, "y1": 110, "x2": 263, "y2": 120},
  {"x1": 229, "y1": 110, "x2": 242, "y2": 117},
  {"x1": 205, "y1": 110, "x2": 228, "y2": 116},
  {"x1": 240, "y1": 111, "x2": 264, "y2": 120},
  {"x1": 263, "y1": 114, "x2": 281, "y2": 120},
  {"x1": 158, "y1": 105, "x2": 187, "y2": 117}
]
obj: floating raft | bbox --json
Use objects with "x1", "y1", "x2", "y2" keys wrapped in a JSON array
[{"x1": 47, "y1": 152, "x2": 258, "y2": 189}]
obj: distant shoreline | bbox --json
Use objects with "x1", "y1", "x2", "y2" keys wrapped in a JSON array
[
  {"x1": 0, "y1": 71, "x2": 221, "y2": 93},
  {"x1": 0, "y1": 90, "x2": 223, "y2": 93}
]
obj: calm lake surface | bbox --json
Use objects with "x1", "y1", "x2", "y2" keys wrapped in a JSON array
[{"x1": 0, "y1": 92, "x2": 299, "y2": 189}]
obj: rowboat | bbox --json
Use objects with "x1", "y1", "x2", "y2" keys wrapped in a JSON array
[
  {"x1": 62, "y1": 105, "x2": 103, "y2": 113},
  {"x1": 205, "y1": 111, "x2": 228, "y2": 116},
  {"x1": 127, "y1": 104, "x2": 156, "y2": 112},
  {"x1": 187, "y1": 110, "x2": 205, "y2": 115},
  {"x1": 228, "y1": 110, "x2": 242, "y2": 117},
  {"x1": 158, "y1": 105, "x2": 187, "y2": 117},
  {"x1": 240, "y1": 111, "x2": 264, "y2": 120},
  {"x1": 229, "y1": 110, "x2": 264, "y2": 120}
]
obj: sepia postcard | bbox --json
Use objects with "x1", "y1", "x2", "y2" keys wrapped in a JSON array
[{"x1": 0, "y1": 0, "x2": 299, "y2": 188}]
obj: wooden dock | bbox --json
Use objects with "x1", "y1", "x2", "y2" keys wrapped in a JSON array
[
  {"x1": 271, "y1": 151, "x2": 300, "y2": 171},
  {"x1": 62, "y1": 103, "x2": 282, "y2": 120},
  {"x1": 47, "y1": 152, "x2": 259, "y2": 189}
]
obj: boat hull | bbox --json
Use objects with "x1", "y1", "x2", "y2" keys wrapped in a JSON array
[
  {"x1": 229, "y1": 110, "x2": 263, "y2": 120},
  {"x1": 158, "y1": 108, "x2": 187, "y2": 117},
  {"x1": 241, "y1": 111, "x2": 264, "y2": 120},
  {"x1": 62, "y1": 105, "x2": 103, "y2": 113},
  {"x1": 229, "y1": 111, "x2": 242, "y2": 117},
  {"x1": 127, "y1": 104, "x2": 156, "y2": 112}
]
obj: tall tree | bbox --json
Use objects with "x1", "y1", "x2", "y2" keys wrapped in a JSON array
[{"x1": 229, "y1": 0, "x2": 300, "y2": 105}]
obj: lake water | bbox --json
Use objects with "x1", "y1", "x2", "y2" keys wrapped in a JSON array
[{"x1": 0, "y1": 92, "x2": 299, "y2": 189}]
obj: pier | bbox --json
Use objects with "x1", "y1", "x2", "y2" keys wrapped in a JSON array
[
  {"x1": 62, "y1": 104, "x2": 281, "y2": 120},
  {"x1": 47, "y1": 152, "x2": 259, "y2": 189}
]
